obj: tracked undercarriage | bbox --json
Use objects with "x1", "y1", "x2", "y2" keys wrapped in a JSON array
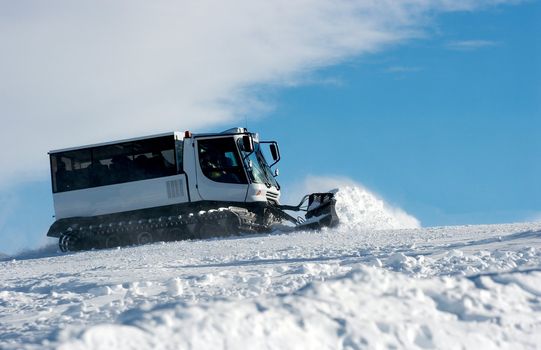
[
  {"x1": 56, "y1": 207, "x2": 255, "y2": 252},
  {"x1": 51, "y1": 193, "x2": 338, "y2": 252}
]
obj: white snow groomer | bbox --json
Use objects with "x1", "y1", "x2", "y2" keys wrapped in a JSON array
[{"x1": 47, "y1": 128, "x2": 338, "y2": 251}]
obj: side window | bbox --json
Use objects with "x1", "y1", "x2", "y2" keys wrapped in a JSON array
[
  {"x1": 92, "y1": 143, "x2": 133, "y2": 186},
  {"x1": 198, "y1": 138, "x2": 247, "y2": 184},
  {"x1": 51, "y1": 149, "x2": 92, "y2": 192},
  {"x1": 51, "y1": 135, "x2": 178, "y2": 193},
  {"x1": 132, "y1": 136, "x2": 176, "y2": 181},
  {"x1": 223, "y1": 151, "x2": 238, "y2": 166}
]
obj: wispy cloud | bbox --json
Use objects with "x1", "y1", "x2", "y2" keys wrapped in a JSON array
[
  {"x1": 0, "y1": 0, "x2": 519, "y2": 186},
  {"x1": 385, "y1": 66, "x2": 423, "y2": 73},
  {"x1": 446, "y1": 40, "x2": 500, "y2": 51},
  {"x1": 528, "y1": 212, "x2": 541, "y2": 223}
]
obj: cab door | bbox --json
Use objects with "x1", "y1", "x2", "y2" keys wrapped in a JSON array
[{"x1": 192, "y1": 136, "x2": 249, "y2": 203}]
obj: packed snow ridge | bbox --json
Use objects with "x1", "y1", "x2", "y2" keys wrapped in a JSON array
[{"x1": 1, "y1": 186, "x2": 540, "y2": 350}]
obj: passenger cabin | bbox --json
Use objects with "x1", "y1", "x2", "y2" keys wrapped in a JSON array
[
  {"x1": 49, "y1": 132, "x2": 188, "y2": 220},
  {"x1": 50, "y1": 133, "x2": 182, "y2": 193}
]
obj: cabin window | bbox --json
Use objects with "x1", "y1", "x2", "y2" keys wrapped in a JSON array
[
  {"x1": 132, "y1": 137, "x2": 176, "y2": 181},
  {"x1": 91, "y1": 143, "x2": 134, "y2": 186},
  {"x1": 50, "y1": 135, "x2": 178, "y2": 193},
  {"x1": 50, "y1": 149, "x2": 92, "y2": 192},
  {"x1": 198, "y1": 137, "x2": 248, "y2": 184}
]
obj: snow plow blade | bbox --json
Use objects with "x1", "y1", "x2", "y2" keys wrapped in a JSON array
[
  {"x1": 300, "y1": 192, "x2": 339, "y2": 229},
  {"x1": 279, "y1": 192, "x2": 339, "y2": 230}
]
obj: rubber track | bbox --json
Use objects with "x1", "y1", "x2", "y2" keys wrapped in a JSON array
[{"x1": 58, "y1": 207, "x2": 264, "y2": 252}]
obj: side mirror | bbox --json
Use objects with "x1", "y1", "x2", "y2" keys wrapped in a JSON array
[
  {"x1": 242, "y1": 135, "x2": 254, "y2": 153},
  {"x1": 273, "y1": 168, "x2": 280, "y2": 177},
  {"x1": 269, "y1": 143, "x2": 279, "y2": 161}
]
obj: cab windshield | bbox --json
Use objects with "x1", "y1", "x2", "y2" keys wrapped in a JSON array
[{"x1": 242, "y1": 143, "x2": 279, "y2": 189}]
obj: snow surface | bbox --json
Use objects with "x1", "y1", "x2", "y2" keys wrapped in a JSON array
[{"x1": 1, "y1": 187, "x2": 540, "y2": 349}]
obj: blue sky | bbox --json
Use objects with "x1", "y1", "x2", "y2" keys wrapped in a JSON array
[
  {"x1": 261, "y1": 3, "x2": 541, "y2": 225},
  {"x1": 0, "y1": 1, "x2": 539, "y2": 255}
]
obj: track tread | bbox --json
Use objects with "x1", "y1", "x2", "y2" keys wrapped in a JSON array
[{"x1": 57, "y1": 207, "x2": 264, "y2": 252}]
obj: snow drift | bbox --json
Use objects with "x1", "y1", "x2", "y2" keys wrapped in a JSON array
[
  {"x1": 1, "y1": 222, "x2": 540, "y2": 349},
  {"x1": 57, "y1": 267, "x2": 541, "y2": 350}
]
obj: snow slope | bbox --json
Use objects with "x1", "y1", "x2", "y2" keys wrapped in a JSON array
[{"x1": 1, "y1": 187, "x2": 540, "y2": 349}]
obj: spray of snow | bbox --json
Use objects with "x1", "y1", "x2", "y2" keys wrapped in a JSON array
[
  {"x1": 334, "y1": 186, "x2": 421, "y2": 230},
  {"x1": 292, "y1": 175, "x2": 420, "y2": 230},
  {"x1": 9, "y1": 240, "x2": 59, "y2": 260}
]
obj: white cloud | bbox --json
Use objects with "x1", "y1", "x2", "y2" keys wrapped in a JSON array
[
  {"x1": 446, "y1": 40, "x2": 499, "y2": 50},
  {"x1": 0, "y1": 0, "x2": 518, "y2": 185},
  {"x1": 386, "y1": 66, "x2": 423, "y2": 73}
]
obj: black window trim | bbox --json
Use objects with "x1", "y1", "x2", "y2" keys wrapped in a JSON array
[{"x1": 51, "y1": 135, "x2": 179, "y2": 193}]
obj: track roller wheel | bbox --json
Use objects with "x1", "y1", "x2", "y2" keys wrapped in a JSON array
[
  {"x1": 105, "y1": 234, "x2": 122, "y2": 249},
  {"x1": 59, "y1": 232, "x2": 69, "y2": 252},
  {"x1": 59, "y1": 232, "x2": 79, "y2": 252},
  {"x1": 136, "y1": 232, "x2": 153, "y2": 245}
]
